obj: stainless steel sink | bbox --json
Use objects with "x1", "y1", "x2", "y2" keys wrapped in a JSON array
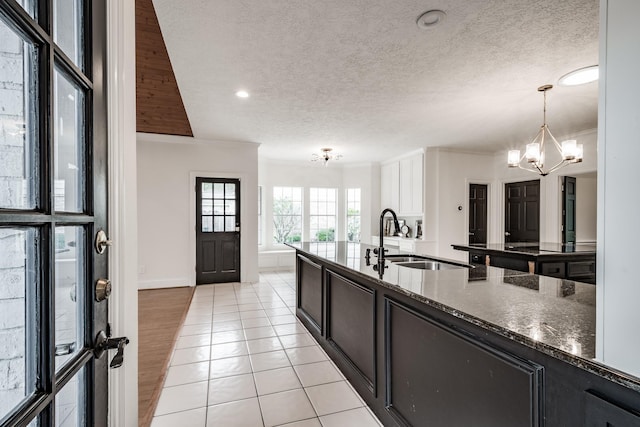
[
  {"x1": 394, "y1": 260, "x2": 466, "y2": 270},
  {"x1": 383, "y1": 253, "x2": 472, "y2": 270},
  {"x1": 385, "y1": 254, "x2": 430, "y2": 263}
]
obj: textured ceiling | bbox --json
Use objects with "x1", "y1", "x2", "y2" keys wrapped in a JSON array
[{"x1": 152, "y1": 0, "x2": 599, "y2": 163}]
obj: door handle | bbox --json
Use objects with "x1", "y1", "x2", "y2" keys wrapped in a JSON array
[
  {"x1": 505, "y1": 232, "x2": 511, "y2": 236},
  {"x1": 469, "y1": 232, "x2": 475, "y2": 236},
  {"x1": 94, "y1": 330, "x2": 130, "y2": 369}
]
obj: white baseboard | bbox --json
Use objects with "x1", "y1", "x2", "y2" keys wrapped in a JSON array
[{"x1": 138, "y1": 277, "x2": 192, "y2": 290}]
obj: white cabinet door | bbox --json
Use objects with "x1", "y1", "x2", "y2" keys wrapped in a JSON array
[
  {"x1": 398, "y1": 153, "x2": 423, "y2": 216},
  {"x1": 381, "y1": 161, "x2": 400, "y2": 212}
]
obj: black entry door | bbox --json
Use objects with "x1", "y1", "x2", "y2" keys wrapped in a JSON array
[
  {"x1": 196, "y1": 178, "x2": 241, "y2": 284},
  {"x1": 469, "y1": 184, "x2": 488, "y2": 244},
  {"x1": 505, "y1": 180, "x2": 540, "y2": 243},
  {"x1": 0, "y1": 1, "x2": 111, "y2": 426},
  {"x1": 562, "y1": 176, "x2": 577, "y2": 244}
]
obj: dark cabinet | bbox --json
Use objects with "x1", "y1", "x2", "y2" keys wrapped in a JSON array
[
  {"x1": 584, "y1": 391, "x2": 640, "y2": 426},
  {"x1": 297, "y1": 254, "x2": 323, "y2": 334}
]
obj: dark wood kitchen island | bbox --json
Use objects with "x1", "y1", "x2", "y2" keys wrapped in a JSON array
[{"x1": 288, "y1": 241, "x2": 640, "y2": 427}]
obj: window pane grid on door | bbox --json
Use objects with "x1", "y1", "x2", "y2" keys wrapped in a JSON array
[
  {"x1": 53, "y1": 0, "x2": 84, "y2": 70},
  {"x1": 0, "y1": 227, "x2": 38, "y2": 422},
  {"x1": 53, "y1": 67, "x2": 86, "y2": 214},
  {"x1": 273, "y1": 187, "x2": 302, "y2": 244},
  {"x1": 201, "y1": 182, "x2": 237, "y2": 233},
  {"x1": 0, "y1": 15, "x2": 39, "y2": 211},
  {"x1": 54, "y1": 366, "x2": 86, "y2": 427},
  {"x1": 310, "y1": 188, "x2": 336, "y2": 242},
  {"x1": 54, "y1": 226, "x2": 85, "y2": 371}
]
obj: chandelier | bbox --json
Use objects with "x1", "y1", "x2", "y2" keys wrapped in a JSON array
[
  {"x1": 507, "y1": 84, "x2": 583, "y2": 176},
  {"x1": 311, "y1": 148, "x2": 342, "y2": 166}
]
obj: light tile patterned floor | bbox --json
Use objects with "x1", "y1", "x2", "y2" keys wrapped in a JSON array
[{"x1": 151, "y1": 271, "x2": 383, "y2": 427}]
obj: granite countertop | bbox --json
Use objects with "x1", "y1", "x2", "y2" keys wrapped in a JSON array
[
  {"x1": 284, "y1": 241, "x2": 640, "y2": 390},
  {"x1": 452, "y1": 242, "x2": 597, "y2": 255}
]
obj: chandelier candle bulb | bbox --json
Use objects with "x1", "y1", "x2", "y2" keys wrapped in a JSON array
[
  {"x1": 562, "y1": 140, "x2": 578, "y2": 160},
  {"x1": 508, "y1": 150, "x2": 521, "y2": 167},
  {"x1": 526, "y1": 142, "x2": 541, "y2": 164}
]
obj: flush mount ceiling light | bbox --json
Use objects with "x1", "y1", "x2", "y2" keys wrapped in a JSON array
[
  {"x1": 417, "y1": 10, "x2": 446, "y2": 29},
  {"x1": 507, "y1": 85, "x2": 583, "y2": 176},
  {"x1": 558, "y1": 65, "x2": 599, "y2": 86},
  {"x1": 311, "y1": 148, "x2": 342, "y2": 166},
  {"x1": 235, "y1": 90, "x2": 249, "y2": 98}
]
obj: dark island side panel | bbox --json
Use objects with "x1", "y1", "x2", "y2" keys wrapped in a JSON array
[
  {"x1": 297, "y1": 254, "x2": 323, "y2": 333},
  {"x1": 326, "y1": 269, "x2": 376, "y2": 394},
  {"x1": 385, "y1": 299, "x2": 543, "y2": 427}
]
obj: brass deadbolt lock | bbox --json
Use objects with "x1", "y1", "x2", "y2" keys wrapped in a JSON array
[{"x1": 95, "y1": 278, "x2": 112, "y2": 302}]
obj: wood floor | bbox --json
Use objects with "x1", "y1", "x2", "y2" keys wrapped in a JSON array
[{"x1": 138, "y1": 287, "x2": 194, "y2": 427}]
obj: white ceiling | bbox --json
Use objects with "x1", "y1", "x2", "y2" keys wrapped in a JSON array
[{"x1": 152, "y1": 0, "x2": 599, "y2": 164}]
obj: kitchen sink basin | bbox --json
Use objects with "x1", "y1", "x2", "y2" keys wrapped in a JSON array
[
  {"x1": 394, "y1": 260, "x2": 467, "y2": 270},
  {"x1": 382, "y1": 254, "x2": 472, "y2": 270},
  {"x1": 385, "y1": 254, "x2": 430, "y2": 263}
]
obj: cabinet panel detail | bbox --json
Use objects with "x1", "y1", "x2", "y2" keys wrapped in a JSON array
[
  {"x1": 584, "y1": 391, "x2": 640, "y2": 426},
  {"x1": 384, "y1": 299, "x2": 543, "y2": 427},
  {"x1": 541, "y1": 262, "x2": 566, "y2": 278},
  {"x1": 297, "y1": 254, "x2": 323, "y2": 334},
  {"x1": 326, "y1": 269, "x2": 376, "y2": 393}
]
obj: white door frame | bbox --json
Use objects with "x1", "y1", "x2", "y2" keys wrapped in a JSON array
[{"x1": 107, "y1": 1, "x2": 138, "y2": 426}]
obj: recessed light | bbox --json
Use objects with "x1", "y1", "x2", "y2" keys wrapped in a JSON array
[
  {"x1": 417, "y1": 10, "x2": 446, "y2": 29},
  {"x1": 558, "y1": 65, "x2": 599, "y2": 86},
  {"x1": 235, "y1": 90, "x2": 250, "y2": 98}
]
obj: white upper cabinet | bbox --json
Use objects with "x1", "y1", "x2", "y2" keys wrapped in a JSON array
[
  {"x1": 380, "y1": 161, "x2": 400, "y2": 212},
  {"x1": 399, "y1": 153, "x2": 423, "y2": 216},
  {"x1": 382, "y1": 151, "x2": 423, "y2": 217}
]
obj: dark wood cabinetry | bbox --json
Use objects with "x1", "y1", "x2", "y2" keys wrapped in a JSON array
[{"x1": 294, "y1": 249, "x2": 639, "y2": 427}]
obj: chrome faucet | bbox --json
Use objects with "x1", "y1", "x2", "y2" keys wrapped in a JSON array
[{"x1": 374, "y1": 208, "x2": 401, "y2": 262}]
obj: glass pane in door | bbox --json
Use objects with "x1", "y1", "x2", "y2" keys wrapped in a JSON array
[
  {"x1": 54, "y1": 69, "x2": 85, "y2": 213},
  {"x1": 0, "y1": 16, "x2": 38, "y2": 210},
  {"x1": 0, "y1": 228, "x2": 37, "y2": 420},
  {"x1": 15, "y1": 0, "x2": 36, "y2": 19},
  {"x1": 53, "y1": 0, "x2": 83, "y2": 68},
  {"x1": 55, "y1": 367, "x2": 86, "y2": 426},
  {"x1": 54, "y1": 227, "x2": 84, "y2": 370}
]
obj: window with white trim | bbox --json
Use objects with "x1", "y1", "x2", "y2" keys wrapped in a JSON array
[
  {"x1": 310, "y1": 188, "x2": 337, "y2": 242},
  {"x1": 272, "y1": 186, "x2": 303, "y2": 244}
]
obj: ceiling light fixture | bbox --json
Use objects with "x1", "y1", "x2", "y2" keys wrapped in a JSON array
[
  {"x1": 417, "y1": 10, "x2": 446, "y2": 29},
  {"x1": 235, "y1": 90, "x2": 249, "y2": 98},
  {"x1": 558, "y1": 65, "x2": 599, "y2": 86},
  {"x1": 507, "y1": 85, "x2": 583, "y2": 176},
  {"x1": 311, "y1": 148, "x2": 342, "y2": 166}
]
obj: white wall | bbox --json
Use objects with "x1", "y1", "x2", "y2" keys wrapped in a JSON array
[
  {"x1": 342, "y1": 163, "x2": 380, "y2": 243},
  {"x1": 576, "y1": 174, "x2": 597, "y2": 242},
  {"x1": 597, "y1": 0, "x2": 640, "y2": 377},
  {"x1": 423, "y1": 148, "x2": 496, "y2": 261},
  {"x1": 137, "y1": 134, "x2": 260, "y2": 288}
]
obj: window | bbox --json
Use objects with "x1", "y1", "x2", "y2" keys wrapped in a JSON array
[
  {"x1": 310, "y1": 188, "x2": 337, "y2": 242},
  {"x1": 346, "y1": 188, "x2": 361, "y2": 242},
  {"x1": 258, "y1": 186, "x2": 262, "y2": 245},
  {"x1": 273, "y1": 187, "x2": 303, "y2": 244}
]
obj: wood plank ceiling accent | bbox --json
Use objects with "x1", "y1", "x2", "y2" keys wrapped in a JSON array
[{"x1": 136, "y1": 0, "x2": 193, "y2": 136}]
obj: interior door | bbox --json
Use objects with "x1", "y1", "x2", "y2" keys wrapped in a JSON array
[
  {"x1": 469, "y1": 184, "x2": 488, "y2": 244},
  {"x1": 505, "y1": 180, "x2": 540, "y2": 243},
  {"x1": 562, "y1": 176, "x2": 577, "y2": 244},
  {"x1": 196, "y1": 178, "x2": 241, "y2": 284},
  {"x1": 0, "y1": 1, "x2": 114, "y2": 426}
]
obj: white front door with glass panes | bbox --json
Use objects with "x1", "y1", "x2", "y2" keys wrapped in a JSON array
[{"x1": 0, "y1": 1, "x2": 115, "y2": 426}]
